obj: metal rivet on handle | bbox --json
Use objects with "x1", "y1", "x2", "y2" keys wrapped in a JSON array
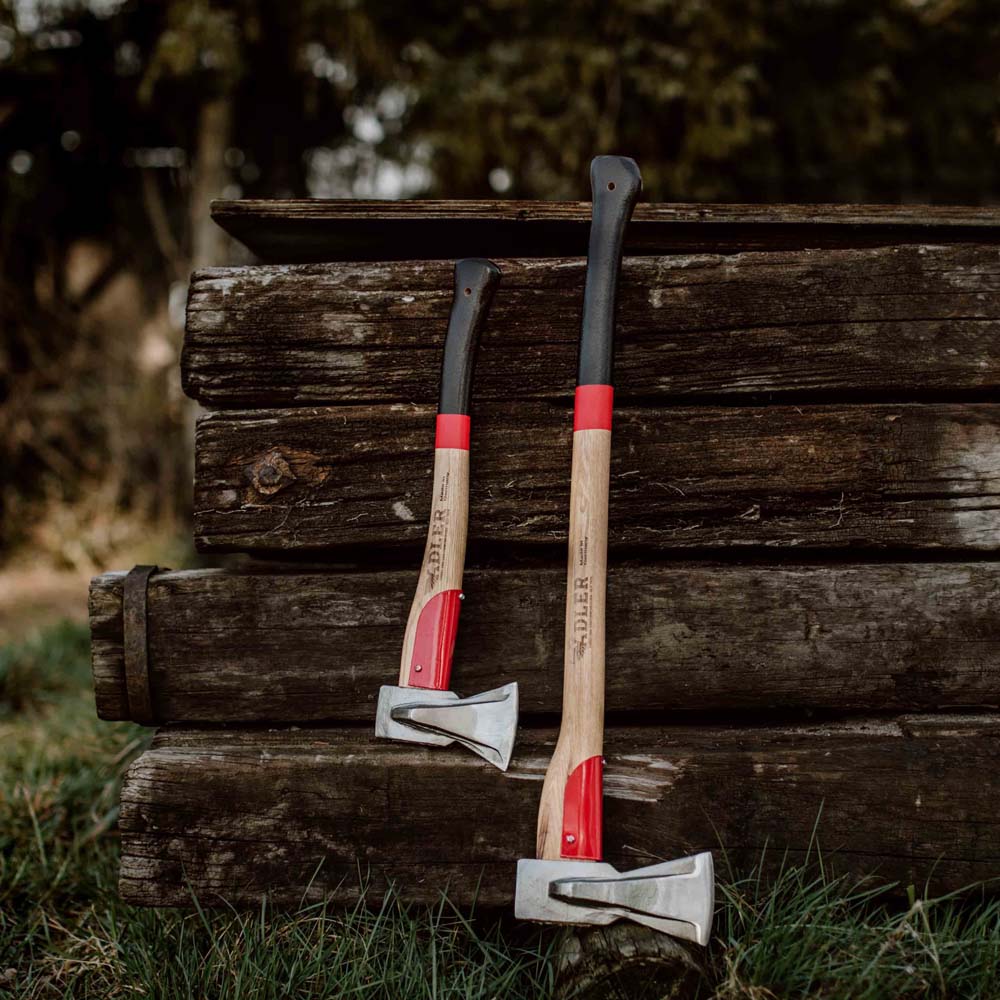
[
  {"x1": 459, "y1": 593, "x2": 465, "y2": 600},
  {"x1": 565, "y1": 834, "x2": 576, "y2": 844},
  {"x1": 414, "y1": 664, "x2": 423, "y2": 672}
]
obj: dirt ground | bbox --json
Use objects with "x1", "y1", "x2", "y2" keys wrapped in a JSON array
[{"x1": 0, "y1": 566, "x2": 91, "y2": 643}]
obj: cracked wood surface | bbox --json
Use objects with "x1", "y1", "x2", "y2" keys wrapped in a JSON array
[
  {"x1": 192, "y1": 402, "x2": 1000, "y2": 552},
  {"x1": 90, "y1": 563, "x2": 1000, "y2": 724},
  {"x1": 210, "y1": 200, "x2": 1000, "y2": 262},
  {"x1": 118, "y1": 716, "x2": 1000, "y2": 907},
  {"x1": 98, "y1": 210, "x2": 1000, "y2": 910},
  {"x1": 184, "y1": 245, "x2": 1000, "y2": 408}
]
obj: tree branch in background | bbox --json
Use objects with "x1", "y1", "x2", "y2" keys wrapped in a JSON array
[
  {"x1": 141, "y1": 170, "x2": 187, "y2": 284},
  {"x1": 188, "y1": 96, "x2": 233, "y2": 271}
]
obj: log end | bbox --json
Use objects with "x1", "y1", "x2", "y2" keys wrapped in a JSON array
[
  {"x1": 553, "y1": 923, "x2": 708, "y2": 1000},
  {"x1": 89, "y1": 572, "x2": 129, "y2": 721}
]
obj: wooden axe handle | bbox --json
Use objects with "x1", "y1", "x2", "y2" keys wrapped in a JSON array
[
  {"x1": 398, "y1": 259, "x2": 501, "y2": 689},
  {"x1": 537, "y1": 157, "x2": 642, "y2": 860}
]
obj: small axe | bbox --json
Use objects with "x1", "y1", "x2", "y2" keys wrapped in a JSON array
[
  {"x1": 376, "y1": 258, "x2": 519, "y2": 770},
  {"x1": 515, "y1": 157, "x2": 715, "y2": 945}
]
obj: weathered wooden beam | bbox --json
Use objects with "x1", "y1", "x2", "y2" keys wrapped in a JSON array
[
  {"x1": 184, "y1": 246, "x2": 1000, "y2": 407},
  {"x1": 90, "y1": 563, "x2": 1000, "y2": 725},
  {"x1": 119, "y1": 716, "x2": 1000, "y2": 907},
  {"x1": 211, "y1": 199, "x2": 1000, "y2": 262},
  {"x1": 193, "y1": 402, "x2": 1000, "y2": 552}
]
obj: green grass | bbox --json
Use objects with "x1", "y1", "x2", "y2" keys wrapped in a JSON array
[
  {"x1": 716, "y1": 856, "x2": 1000, "y2": 998},
  {"x1": 1, "y1": 622, "x2": 999, "y2": 998}
]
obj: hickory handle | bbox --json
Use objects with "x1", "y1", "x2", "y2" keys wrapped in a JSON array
[
  {"x1": 398, "y1": 259, "x2": 500, "y2": 689},
  {"x1": 536, "y1": 157, "x2": 641, "y2": 860},
  {"x1": 397, "y1": 448, "x2": 470, "y2": 687},
  {"x1": 536, "y1": 426, "x2": 611, "y2": 858}
]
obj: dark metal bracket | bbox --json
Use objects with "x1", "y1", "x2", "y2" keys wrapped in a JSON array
[{"x1": 123, "y1": 564, "x2": 164, "y2": 726}]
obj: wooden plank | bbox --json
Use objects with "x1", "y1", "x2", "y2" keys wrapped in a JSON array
[
  {"x1": 184, "y1": 245, "x2": 1000, "y2": 407},
  {"x1": 193, "y1": 402, "x2": 1000, "y2": 552},
  {"x1": 119, "y1": 716, "x2": 1000, "y2": 907},
  {"x1": 90, "y1": 574, "x2": 128, "y2": 721},
  {"x1": 211, "y1": 199, "x2": 1000, "y2": 262},
  {"x1": 90, "y1": 563, "x2": 1000, "y2": 724}
]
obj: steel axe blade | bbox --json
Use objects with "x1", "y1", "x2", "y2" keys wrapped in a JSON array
[
  {"x1": 373, "y1": 259, "x2": 518, "y2": 770},
  {"x1": 375, "y1": 682, "x2": 519, "y2": 770},
  {"x1": 515, "y1": 852, "x2": 714, "y2": 945}
]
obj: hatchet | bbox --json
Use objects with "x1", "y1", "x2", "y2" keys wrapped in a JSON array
[
  {"x1": 376, "y1": 258, "x2": 518, "y2": 771},
  {"x1": 515, "y1": 156, "x2": 714, "y2": 945}
]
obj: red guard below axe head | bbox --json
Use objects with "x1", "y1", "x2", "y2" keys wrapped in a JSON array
[
  {"x1": 375, "y1": 258, "x2": 518, "y2": 772},
  {"x1": 515, "y1": 156, "x2": 714, "y2": 943}
]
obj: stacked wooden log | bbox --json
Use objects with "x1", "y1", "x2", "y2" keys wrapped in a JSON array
[{"x1": 90, "y1": 201, "x2": 1000, "y2": 908}]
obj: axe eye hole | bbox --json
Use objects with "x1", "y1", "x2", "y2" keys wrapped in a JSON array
[
  {"x1": 463, "y1": 287, "x2": 472, "y2": 296},
  {"x1": 607, "y1": 181, "x2": 615, "y2": 191}
]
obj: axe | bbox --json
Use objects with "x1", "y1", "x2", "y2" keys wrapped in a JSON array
[
  {"x1": 515, "y1": 156, "x2": 715, "y2": 945},
  {"x1": 376, "y1": 258, "x2": 519, "y2": 770}
]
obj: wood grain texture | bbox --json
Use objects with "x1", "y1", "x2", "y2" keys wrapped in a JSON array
[
  {"x1": 210, "y1": 199, "x2": 1000, "y2": 262},
  {"x1": 90, "y1": 563, "x2": 1000, "y2": 724},
  {"x1": 539, "y1": 429, "x2": 611, "y2": 859},
  {"x1": 193, "y1": 402, "x2": 1000, "y2": 553},
  {"x1": 398, "y1": 447, "x2": 468, "y2": 685},
  {"x1": 118, "y1": 716, "x2": 1000, "y2": 907},
  {"x1": 184, "y1": 246, "x2": 1000, "y2": 407}
]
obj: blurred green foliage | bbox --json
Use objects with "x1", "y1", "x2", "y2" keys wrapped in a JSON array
[
  {"x1": 405, "y1": 0, "x2": 1000, "y2": 203},
  {"x1": 0, "y1": 619, "x2": 91, "y2": 716},
  {"x1": 3, "y1": 0, "x2": 998, "y2": 232}
]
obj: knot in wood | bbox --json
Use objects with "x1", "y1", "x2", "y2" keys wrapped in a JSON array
[{"x1": 251, "y1": 449, "x2": 295, "y2": 495}]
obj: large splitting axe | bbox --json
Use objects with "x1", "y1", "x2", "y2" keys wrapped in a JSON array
[
  {"x1": 376, "y1": 259, "x2": 519, "y2": 771},
  {"x1": 516, "y1": 157, "x2": 715, "y2": 945}
]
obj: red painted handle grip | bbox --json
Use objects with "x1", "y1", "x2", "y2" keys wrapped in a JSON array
[
  {"x1": 561, "y1": 755, "x2": 603, "y2": 860},
  {"x1": 435, "y1": 414, "x2": 471, "y2": 450},
  {"x1": 404, "y1": 588, "x2": 463, "y2": 689},
  {"x1": 574, "y1": 385, "x2": 614, "y2": 432}
]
